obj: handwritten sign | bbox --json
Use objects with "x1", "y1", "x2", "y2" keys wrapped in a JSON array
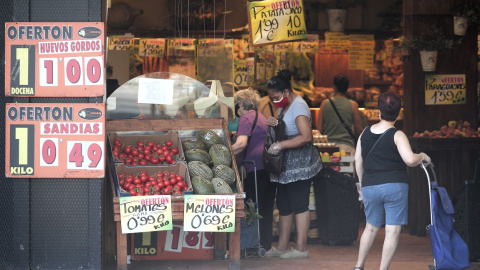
[
  {"x1": 108, "y1": 35, "x2": 134, "y2": 51},
  {"x1": 183, "y1": 195, "x2": 235, "y2": 232},
  {"x1": 138, "y1": 78, "x2": 174, "y2": 105},
  {"x1": 119, "y1": 195, "x2": 172, "y2": 234},
  {"x1": 425, "y1": 74, "x2": 466, "y2": 105},
  {"x1": 247, "y1": 0, "x2": 307, "y2": 46},
  {"x1": 348, "y1": 35, "x2": 375, "y2": 70},
  {"x1": 139, "y1": 38, "x2": 165, "y2": 57},
  {"x1": 5, "y1": 22, "x2": 105, "y2": 97},
  {"x1": 234, "y1": 59, "x2": 249, "y2": 87},
  {"x1": 5, "y1": 103, "x2": 105, "y2": 178},
  {"x1": 325, "y1": 32, "x2": 349, "y2": 51},
  {"x1": 293, "y1": 34, "x2": 319, "y2": 53}
]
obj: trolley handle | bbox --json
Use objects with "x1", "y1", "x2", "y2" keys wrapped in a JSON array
[{"x1": 421, "y1": 162, "x2": 436, "y2": 227}]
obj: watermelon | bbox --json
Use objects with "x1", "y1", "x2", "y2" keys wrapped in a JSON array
[
  {"x1": 212, "y1": 164, "x2": 236, "y2": 185},
  {"x1": 209, "y1": 144, "x2": 232, "y2": 166},
  {"x1": 211, "y1": 178, "x2": 233, "y2": 194},
  {"x1": 188, "y1": 161, "x2": 213, "y2": 180},
  {"x1": 192, "y1": 176, "x2": 215, "y2": 194},
  {"x1": 182, "y1": 138, "x2": 207, "y2": 151},
  {"x1": 196, "y1": 129, "x2": 222, "y2": 149},
  {"x1": 185, "y1": 149, "x2": 212, "y2": 166}
]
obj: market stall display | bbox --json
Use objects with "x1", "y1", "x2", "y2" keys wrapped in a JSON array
[{"x1": 106, "y1": 72, "x2": 243, "y2": 269}]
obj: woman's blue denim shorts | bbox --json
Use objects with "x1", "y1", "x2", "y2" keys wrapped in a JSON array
[{"x1": 362, "y1": 183, "x2": 408, "y2": 227}]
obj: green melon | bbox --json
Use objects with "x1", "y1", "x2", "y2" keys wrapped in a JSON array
[
  {"x1": 212, "y1": 164, "x2": 236, "y2": 185},
  {"x1": 188, "y1": 161, "x2": 213, "y2": 180},
  {"x1": 185, "y1": 149, "x2": 212, "y2": 166},
  {"x1": 182, "y1": 138, "x2": 207, "y2": 151},
  {"x1": 211, "y1": 178, "x2": 233, "y2": 194},
  {"x1": 192, "y1": 176, "x2": 215, "y2": 194},
  {"x1": 209, "y1": 144, "x2": 232, "y2": 166},
  {"x1": 196, "y1": 129, "x2": 222, "y2": 149}
]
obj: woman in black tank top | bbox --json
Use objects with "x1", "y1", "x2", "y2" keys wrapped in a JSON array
[{"x1": 352, "y1": 92, "x2": 431, "y2": 270}]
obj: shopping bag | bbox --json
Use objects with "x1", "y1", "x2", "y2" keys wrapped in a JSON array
[{"x1": 429, "y1": 181, "x2": 470, "y2": 270}]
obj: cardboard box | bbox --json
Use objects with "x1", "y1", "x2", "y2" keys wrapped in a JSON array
[
  {"x1": 114, "y1": 162, "x2": 193, "y2": 197},
  {"x1": 108, "y1": 130, "x2": 185, "y2": 164}
]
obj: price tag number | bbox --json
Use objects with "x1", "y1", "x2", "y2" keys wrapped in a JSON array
[
  {"x1": 190, "y1": 213, "x2": 232, "y2": 230},
  {"x1": 127, "y1": 213, "x2": 169, "y2": 231},
  {"x1": 39, "y1": 56, "x2": 103, "y2": 87},
  {"x1": 428, "y1": 90, "x2": 465, "y2": 104},
  {"x1": 66, "y1": 141, "x2": 104, "y2": 170},
  {"x1": 234, "y1": 73, "x2": 248, "y2": 86}
]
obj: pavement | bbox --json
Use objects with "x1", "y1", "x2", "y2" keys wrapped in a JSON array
[{"x1": 109, "y1": 224, "x2": 480, "y2": 270}]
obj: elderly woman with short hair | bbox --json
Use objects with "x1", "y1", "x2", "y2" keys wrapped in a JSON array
[{"x1": 232, "y1": 88, "x2": 277, "y2": 251}]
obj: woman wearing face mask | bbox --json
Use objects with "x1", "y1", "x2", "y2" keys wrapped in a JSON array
[{"x1": 264, "y1": 69, "x2": 322, "y2": 259}]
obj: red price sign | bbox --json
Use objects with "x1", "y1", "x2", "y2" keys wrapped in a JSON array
[
  {"x1": 5, "y1": 103, "x2": 105, "y2": 178},
  {"x1": 5, "y1": 22, "x2": 105, "y2": 97}
]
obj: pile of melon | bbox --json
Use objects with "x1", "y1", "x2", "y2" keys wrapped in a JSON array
[{"x1": 183, "y1": 129, "x2": 236, "y2": 194}]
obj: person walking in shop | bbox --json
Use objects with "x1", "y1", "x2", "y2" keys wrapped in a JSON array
[
  {"x1": 317, "y1": 74, "x2": 363, "y2": 154},
  {"x1": 264, "y1": 69, "x2": 322, "y2": 259},
  {"x1": 352, "y1": 91, "x2": 431, "y2": 270},
  {"x1": 231, "y1": 88, "x2": 277, "y2": 252}
]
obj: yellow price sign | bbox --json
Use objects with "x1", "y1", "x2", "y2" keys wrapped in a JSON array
[
  {"x1": 247, "y1": 0, "x2": 307, "y2": 46},
  {"x1": 425, "y1": 74, "x2": 466, "y2": 105}
]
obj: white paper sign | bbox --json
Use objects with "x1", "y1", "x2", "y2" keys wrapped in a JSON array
[{"x1": 138, "y1": 78, "x2": 174, "y2": 105}]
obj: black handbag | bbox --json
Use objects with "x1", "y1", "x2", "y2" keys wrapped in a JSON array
[{"x1": 262, "y1": 114, "x2": 286, "y2": 175}]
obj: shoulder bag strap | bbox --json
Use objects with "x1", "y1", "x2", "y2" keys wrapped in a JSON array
[
  {"x1": 328, "y1": 98, "x2": 355, "y2": 140},
  {"x1": 365, "y1": 127, "x2": 394, "y2": 162},
  {"x1": 267, "y1": 101, "x2": 275, "y2": 118}
]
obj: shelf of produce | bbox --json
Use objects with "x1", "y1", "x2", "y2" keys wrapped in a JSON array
[{"x1": 106, "y1": 118, "x2": 244, "y2": 270}]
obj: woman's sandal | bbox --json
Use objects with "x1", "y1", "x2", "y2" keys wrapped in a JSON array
[{"x1": 352, "y1": 268, "x2": 364, "y2": 270}]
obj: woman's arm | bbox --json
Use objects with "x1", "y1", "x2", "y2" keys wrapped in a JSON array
[
  {"x1": 317, "y1": 100, "x2": 325, "y2": 133},
  {"x1": 278, "y1": 115, "x2": 312, "y2": 149},
  {"x1": 231, "y1": 135, "x2": 248, "y2": 155},
  {"x1": 354, "y1": 132, "x2": 364, "y2": 183},
  {"x1": 395, "y1": 131, "x2": 431, "y2": 167}
]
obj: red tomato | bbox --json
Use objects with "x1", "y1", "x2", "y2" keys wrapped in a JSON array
[
  {"x1": 146, "y1": 140, "x2": 154, "y2": 147},
  {"x1": 129, "y1": 190, "x2": 137, "y2": 196},
  {"x1": 163, "y1": 188, "x2": 172, "y2": 195},
  {"x1": 170, "y1": 178, "x2": 177, "y2": 185},
  {"x1": 139, "y1": 160, "x2": 148, "y2": 165},
  {"x1": 158, "y1": 155, "x2": 165, "y2": 162},
  {"x1": 140, "y1": 175, "x2": 148, "y2": 182},
  {"x1": 150, "y1": 180, "x2": 158, "y2": 186},
  {"x1": 133, "y1": 178, "x2": 142, "y2": 185},
  {"x1": 182, "y1": 186, "x2": 189, "y2": 191},
  {"x1": 161, "y1": 145, "x2": 169, "y2": 151},
  {"x1": 176, "y1": 181, "x2": 185, "y2": 188},
  {"x1": 131, "y1": 149, "x2": 139, "y2": 157},
  {"x1": 137, "y1": 141, "x2": 144, "y2": 148},
  {"x1": 114, "y1": 137, "x2": 122, "y2": 145},
  {"x1": 157, "y1": 182, "x2": 165, "y2": 189},
  {"x1": 164, "y1": 180, "x2": 171, "y2": 187},
  {"x1": 138, "y1": 153, "x2": 145, "y2": 159},
  {"x1": 156, "y1": 172, "x2": 164, "y2": 178},
  {"x1": 124, "y1": 146, "x2": 132, "y2": 154},
  {"x1": 166, "y1": 155, "x2": 173, "y2": 164},
  {"x1": 123, "y1": 183, "x2": 131, "y2": 190},
  {"x1": 150, "y1": 157, "x2": 160, "y2": 164},
  {"x1": 176, "y1": 175, "x2": 184, "y2": 182},
  {"x1": 165, "y1": 140, "x2": 173, "y2": 147},
  {"x1": 170, "y1": 147, "x2": 179, "y2": 155}
]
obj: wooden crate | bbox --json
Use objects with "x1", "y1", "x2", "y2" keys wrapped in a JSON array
[{"x1": 106, "y1": 118, "x2": 244, "y2": 270}]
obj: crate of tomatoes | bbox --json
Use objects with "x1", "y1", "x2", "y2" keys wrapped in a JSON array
[
  {"x1": 108, "y1": 131, "x2": 184, "y2": 166},
  {"x1": 114, "y1": 162, "x2": 192, "y2": 197}
]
